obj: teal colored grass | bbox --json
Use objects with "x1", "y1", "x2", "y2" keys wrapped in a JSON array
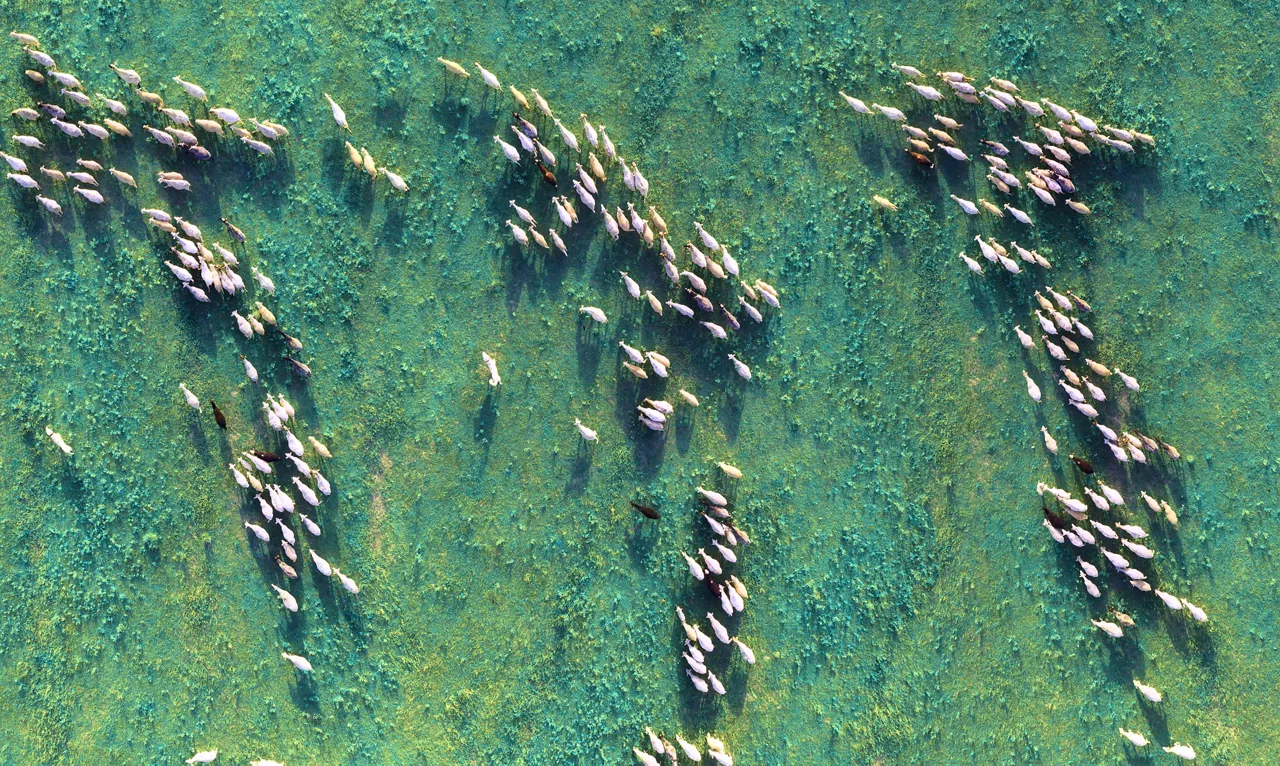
[{"x1": 0, "y1": 0, "x2": 1277, "y2": 763}]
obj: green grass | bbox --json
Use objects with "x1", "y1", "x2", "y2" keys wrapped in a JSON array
[{"x1": 0, "y1": 0, "x2": 1277, "y2": 763}]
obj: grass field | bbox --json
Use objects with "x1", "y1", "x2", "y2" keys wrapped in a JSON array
[{"x1": 0, "y1": 0, "x2": 1277, "y2": 762}]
